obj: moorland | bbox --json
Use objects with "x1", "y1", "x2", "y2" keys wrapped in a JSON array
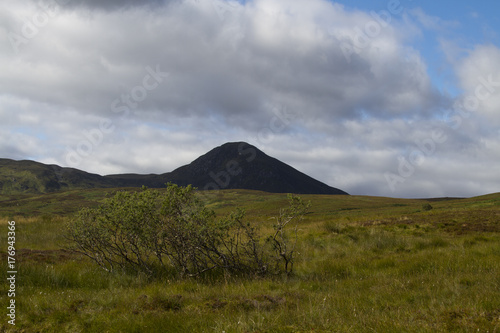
[{"x1": 0, "y1": 188, "x2": 499, "y2": 332}]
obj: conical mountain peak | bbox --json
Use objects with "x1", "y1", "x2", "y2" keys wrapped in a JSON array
[{"x1": 0, "y1": 142, "x2": 348, "y2": 195}]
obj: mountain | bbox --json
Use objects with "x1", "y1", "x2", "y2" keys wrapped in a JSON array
[
  {"x1": 0, "y1": 142, "x2": 348, "y2": 195},
  {"x1": 167, "y1": 142, "x2": 347, "y2": 194},
  {"x1": 0, "y1": 159, "x2": 117, "y2": 194}
]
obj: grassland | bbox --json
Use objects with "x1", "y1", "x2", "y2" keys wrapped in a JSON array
[{"x1": 0, "y1": 189, "x2": 499, "y2": 332}]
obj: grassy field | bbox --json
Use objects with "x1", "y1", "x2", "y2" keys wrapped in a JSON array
[{"x1": 0, "y1": 189, "x2": 499, "y2": 332}]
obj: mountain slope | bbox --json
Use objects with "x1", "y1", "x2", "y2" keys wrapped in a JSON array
[
  {"x1": 162, "y1": 142, "x2": 347, "y2": 194},
  {"x1": 0, "y1": 142, "x2": 348, "y2": 195},
  {"x1": 0, "y1": 159, "x2": 119, "y2": 194}
]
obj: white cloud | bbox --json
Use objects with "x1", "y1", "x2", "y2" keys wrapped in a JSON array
[
  {"x1": 0, "y1": 0, "x2": 498, "y2": 198},
  {"x1": 409, "y1": 8, "x2": 460, "y2": 31},
  {"x1": 1, "y1": 0, "x2": 441, "y2": 122},
  {"x1": 456, "y1": 44, "x2": 500, "y2": 125}
]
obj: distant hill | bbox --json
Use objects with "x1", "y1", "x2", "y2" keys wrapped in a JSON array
[
  {"x1": 0, "y1": 159, "x2": 116, "y2": 194},
  {"x1": 0, "y1": 142, "x2": 348, "y2": 195}
]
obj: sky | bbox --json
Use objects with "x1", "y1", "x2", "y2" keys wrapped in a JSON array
[{"x1": 1, "y1": 0, "x2": 500, "y2": 198}]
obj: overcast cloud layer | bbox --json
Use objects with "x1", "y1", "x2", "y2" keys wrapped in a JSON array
[{"x1": 1, "y1": 0, "x2": 499, "y2": 198}]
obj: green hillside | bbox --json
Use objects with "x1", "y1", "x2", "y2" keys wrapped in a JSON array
[
  {"x1": 2, "y1": 188, "x2": 499, "y2": 233},
  {"x1": 0, "y1": 143, "x2": 348, "y2": 195},
  {"x1": 0, "y1": 159, "x2": 119, "y2": 195},
  {"x1": 0, "y1": 190, "x2": 499, "y2": 332}
]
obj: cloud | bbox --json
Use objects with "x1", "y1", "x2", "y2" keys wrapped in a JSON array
[
  {"x1": 40, "y1": 0, "x2": 172, "y2": 12},
  {"x1": 375, "y1": 43, "x2": 500, "y2": 198},
  {"x1": 1, "y1": 0, "x2": 442, "y2": 122},
  {"x1": 409, "y1": 7, "x2": 459, "y2": 31},
  {"x1": 456, "y1": 44, "x2": 500, "y2": 125},
  {"x1": 0, "y1": 0, "x2": 498, "y2": 198}
]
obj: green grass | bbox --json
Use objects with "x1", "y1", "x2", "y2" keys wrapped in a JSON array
[{"x1": 0, "y1": 190, "x2": 499, "y2": 332}]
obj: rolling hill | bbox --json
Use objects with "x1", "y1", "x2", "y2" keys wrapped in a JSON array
[{"x1": 0, "y1": 142, "x2": 347, "y2": 195}]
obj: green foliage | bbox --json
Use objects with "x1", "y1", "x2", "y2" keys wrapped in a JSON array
[
  {"x1": 1, "y1": 192, "x2": 500, "y2": 332},
  {"x1": 66, "y1": 184, "x2": 309, "y2": 277},
  {"x1": 267, "y1": 194, "x2": 311, "y2": 275},
  {"x1": 422, "y1": 203, "x2": 433, "y2": 211}
]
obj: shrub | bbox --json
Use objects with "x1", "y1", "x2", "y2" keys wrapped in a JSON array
[
  {"x1": 422, "y1": 203, "x2": 433, "y2": 211},
  {"x1": 267, "y1": 194, "x2": 310, "y2": 275},
  {"x1": 66, "y1": 184, "x2": 309, "y2": 277}
]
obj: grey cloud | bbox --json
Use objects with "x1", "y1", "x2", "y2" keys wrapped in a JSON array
[
  {"x1": 53, "y1": 0, "x2": 171, "y2": 12},
  {"x1": 1, "y1": 0, "x2": 499, "y2": 198},
  {"x1": 1, "y1": 0, "x2": 446, "y2": 129}
]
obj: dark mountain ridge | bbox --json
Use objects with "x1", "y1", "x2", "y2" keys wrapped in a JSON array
[{"x1": 0, "y1": 142, "x2": 348, "y2": 195}]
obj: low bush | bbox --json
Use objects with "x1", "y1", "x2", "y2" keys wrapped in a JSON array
[{"x1": 66, "y1": 184, "x2": 309, "y2": 278}]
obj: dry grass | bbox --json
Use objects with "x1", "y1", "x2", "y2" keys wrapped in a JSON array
[{"x1": 0, "y1": 190, "x2": 499, "y2": 332}]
